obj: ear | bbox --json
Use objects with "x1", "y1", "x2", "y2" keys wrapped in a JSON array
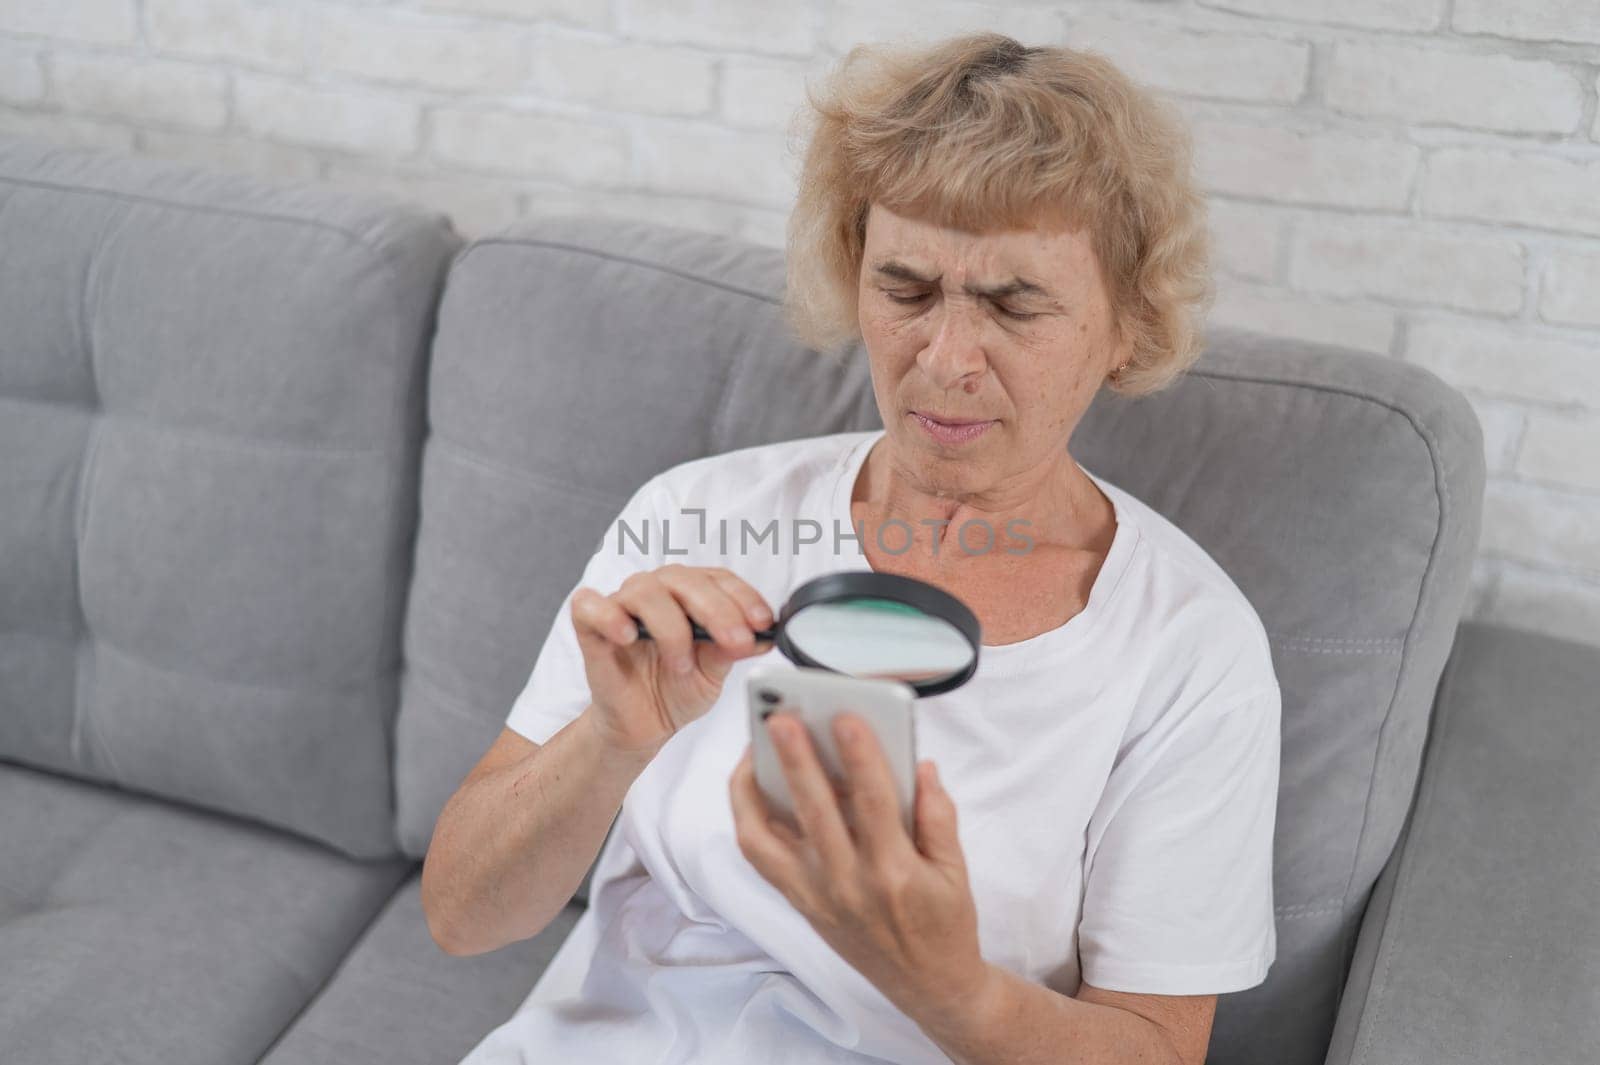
[{"x1": 1109, "y1": 314, "x2": 1135, "y2": 375}]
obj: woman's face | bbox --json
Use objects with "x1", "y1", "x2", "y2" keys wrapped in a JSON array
[{"x1": 856, "y1": 202, "x2": 1131, "y2": 499}]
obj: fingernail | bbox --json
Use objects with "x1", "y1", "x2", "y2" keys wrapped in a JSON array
[
  {"x1": 675, "y1": 655, "x2": 693, "y2": 674},
  {"x1": 747, "y1": 605, "x2": 771, "y2": 624}
]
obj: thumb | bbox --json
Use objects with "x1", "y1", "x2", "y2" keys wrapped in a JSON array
[{"x1": 914, "y1": 761, "x2": 965, "y2": 871}]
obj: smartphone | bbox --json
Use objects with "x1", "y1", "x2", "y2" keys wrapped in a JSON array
[{"x1": 746, "y1": 664, "x2": 918, "y2": 837}]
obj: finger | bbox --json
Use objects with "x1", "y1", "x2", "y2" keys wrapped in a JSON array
[
  {"x1": 832, "y1": 712, "x2": 918, "y2": 861},
  {"x1": 914, "y1": 760, "x2": 966, "y2": 873},
  {"x1": 694, "y1": 638, "x2": 744, "y2": 684},
  {"x1": 728, "y1": 745, "x2": 810, "y2": 893},
  {"x1": 657, "y1": 568, "x2": 758, "y2": 653},
  {"x1": 614, "y1": 576, "x2": 693, "y2": 675},
  {"x1": 706, "y1": 570, "x2": 775, "y2": 631},
  {"x1": 766, "y1": 713, "x2": 856, "y2": 876},
  {"x1": 570, "y1": 586, "x2": 640, "y2": 646}
]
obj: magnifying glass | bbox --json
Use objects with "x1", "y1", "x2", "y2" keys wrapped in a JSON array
[{"x1": 631, "y1": 570, "x2": 981, "y2": 697}]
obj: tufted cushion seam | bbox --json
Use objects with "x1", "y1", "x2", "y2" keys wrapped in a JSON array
[
  {"x1": 428, "y1": 432, "x2": 621, "y2": 511},
  {"x1": 92, "y1": 406, "x2": 399, "y2": 455},
  {"x1": 86, "y1": 618, "x2": 390, "y2": 695}
]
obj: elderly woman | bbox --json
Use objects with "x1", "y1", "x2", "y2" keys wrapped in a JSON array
[{"x1": 426, "y1": 31, "x2": 1280, "y2": 1065}]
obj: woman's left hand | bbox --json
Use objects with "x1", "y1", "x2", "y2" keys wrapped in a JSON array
[{"x1": 728, "y1": 710, "x2": 991, "y2": 1019}]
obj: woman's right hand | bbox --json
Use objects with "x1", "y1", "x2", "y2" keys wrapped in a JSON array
[{"x1": 570, "y1": 565, "x2": 776, "y2": 757}]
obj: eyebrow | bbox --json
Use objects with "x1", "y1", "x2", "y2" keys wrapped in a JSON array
[{"x1": 870, "y1": 259, "x2": 1059, "y2": 302}]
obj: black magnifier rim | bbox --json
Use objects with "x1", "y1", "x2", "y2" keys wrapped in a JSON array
[{"x1": 774, "y1": 570, "x2": 981, "y2": 697}]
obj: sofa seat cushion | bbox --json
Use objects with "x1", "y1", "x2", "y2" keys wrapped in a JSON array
[
  {"x1": 259, "y1": 870, "x2": 582, "y2": 1065},
  {"x1": 1325, "y1": 620, "x2": 1600, "y2": 1065},
  {"x1": 0, "y1": 761, "x2": 409, "y2": 1065}
]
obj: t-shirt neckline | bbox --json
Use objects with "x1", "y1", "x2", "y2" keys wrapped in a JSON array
[{"x1": 826, "y1": 428, "x2": 1139, "y2": 674}]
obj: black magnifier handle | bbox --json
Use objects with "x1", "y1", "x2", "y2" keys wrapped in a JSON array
[{"x1": 631, "y1": 618, "x2": 778, "y2": 642}]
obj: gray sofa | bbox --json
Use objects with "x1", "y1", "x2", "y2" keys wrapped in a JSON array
[{"x1": 1, "y1": 132, "x2": 1594, "y2": 1065}]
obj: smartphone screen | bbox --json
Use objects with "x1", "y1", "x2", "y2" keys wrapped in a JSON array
[{"x1": 745, "y1": 664, "x2": 917, "y2": 835}]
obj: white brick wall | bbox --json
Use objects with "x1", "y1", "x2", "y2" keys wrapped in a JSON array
[
  {"x1": 1453, "y1": 0, "x2": 1600, "y2": 46},
  {"x1": 0, "y1": 0, "x2": 138, "y2": 45},
  {"x1": 535, "y1": 34, "x2": 716, "y2": 116},
  {"x1": 309, "y1": 10, "x2": 532, "y2": 94},
  {"x1": 428, "y1": 104, "x2": 627, "y2": 182},
  {"x1": 1191, "y1": 121, "x2": 1421, "y2": 210},
  {"x1": 144, "y1": 0, "x2": 304, "y2": 71},
  {"x1": 0, "y1": 38, "x2": 45, "y2": 104},
  {"x1": 622, "y1": 0, "x2": 813, "y2": 55},
  {"x1": 1424, "y1": 148, "x2": 1600, "y2": 237},
  {"x1": 420, "y1": 0, "x2": 605, "y2": 31},
  {"x1": 1324, "y1": 42, "x2": 1586, "y2": 134},
  {"x1": 233, "y1": 74, "x2": 420, "y2": 156},
  {"x1": 1, "y1": 0, "x2": 1596, "y2": 646},
  {"x1": 1199, "y1": 0, "x2": 1444, "y2": 33},
  {"x1": 53, "y1": 53, "x2": 227, "y2": 130},
  {"x1": 1541, "y1": 251, "x2": 1600, "y2": 328},
  {"x1": 1068, "y1": 17, "x2": 1310, "y2": 103},
  {"x1": 1407, "y1": 322, "x2": 1600, "y2": 411},
  {"x1": 1290, "y1": 220, "x2": 1525, "y2": 313}
]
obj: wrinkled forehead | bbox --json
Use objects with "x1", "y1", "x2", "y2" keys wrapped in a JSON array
[{"x1": 861, "y1": 203, "x2": 1101, "y2": 289}]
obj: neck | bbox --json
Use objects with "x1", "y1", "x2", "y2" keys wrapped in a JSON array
[{"x1": 853, "y1": 435, "x2": 1108, "y2": 555}]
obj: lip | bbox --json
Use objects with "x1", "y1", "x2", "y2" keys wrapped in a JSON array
[{"x1": 909, "y1": 410, "x2": 996, "y2": 445}]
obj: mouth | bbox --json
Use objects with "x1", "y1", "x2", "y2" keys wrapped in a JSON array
[
  {"x1": 908, "y1": 410, "x2": 997, "y2": 445},
  {"x1": 912, "y1": 410, "x2": 992, "y2": 427}
]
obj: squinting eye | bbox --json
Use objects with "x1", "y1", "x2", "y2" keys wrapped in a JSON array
[{"x1": 884, "y1": 291, "x2": 1038, "y2": 321}]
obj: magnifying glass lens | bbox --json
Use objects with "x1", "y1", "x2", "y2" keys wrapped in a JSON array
[{"x1": 781, "y1": 597, "x2": 975, "y2": 685}]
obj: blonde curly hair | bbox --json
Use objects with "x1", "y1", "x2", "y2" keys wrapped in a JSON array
[{"x1": 783, "y1": 32, "x2": 1213, "y2": 396}]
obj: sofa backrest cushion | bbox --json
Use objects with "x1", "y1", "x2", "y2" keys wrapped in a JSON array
[
  {"x1": 1074, "y1": 333, "x2": 1484, "y2": 1065},
  {"x1": 395, "y1": 217, "x2": 877, "y2": 861},
  {"x1": 398, "y1": 216, "x2": 1483, "y2": 1065},
  {"x1": 0, "y1": 135, "x2": 460, "y2": 859}
]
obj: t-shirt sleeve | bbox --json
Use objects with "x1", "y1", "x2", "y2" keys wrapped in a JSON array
[
  {"x1": 1076, "y1": 667, "x2": 1281, "y2": 996},
  {"x1": 503, "y1": 477, "x2": 666, "y2": 746}
]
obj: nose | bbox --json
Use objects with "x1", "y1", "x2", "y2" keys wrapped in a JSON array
[{"x1": 916, "y1": 300, "x2": 988, "y2": 393}]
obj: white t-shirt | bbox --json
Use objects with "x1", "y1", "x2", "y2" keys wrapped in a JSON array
[{"x1": 459, "y1": 429, "x2": 1281, "y2": 1065}]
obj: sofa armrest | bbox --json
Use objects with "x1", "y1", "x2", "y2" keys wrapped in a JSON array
[{"x1": 1324, "y1": 620, "x2": 1600, "y2": 1065}]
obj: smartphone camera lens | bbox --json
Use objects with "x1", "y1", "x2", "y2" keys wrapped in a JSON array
[{"x1": 757, "y1": 688, "x2": 782, "y2": 706}]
